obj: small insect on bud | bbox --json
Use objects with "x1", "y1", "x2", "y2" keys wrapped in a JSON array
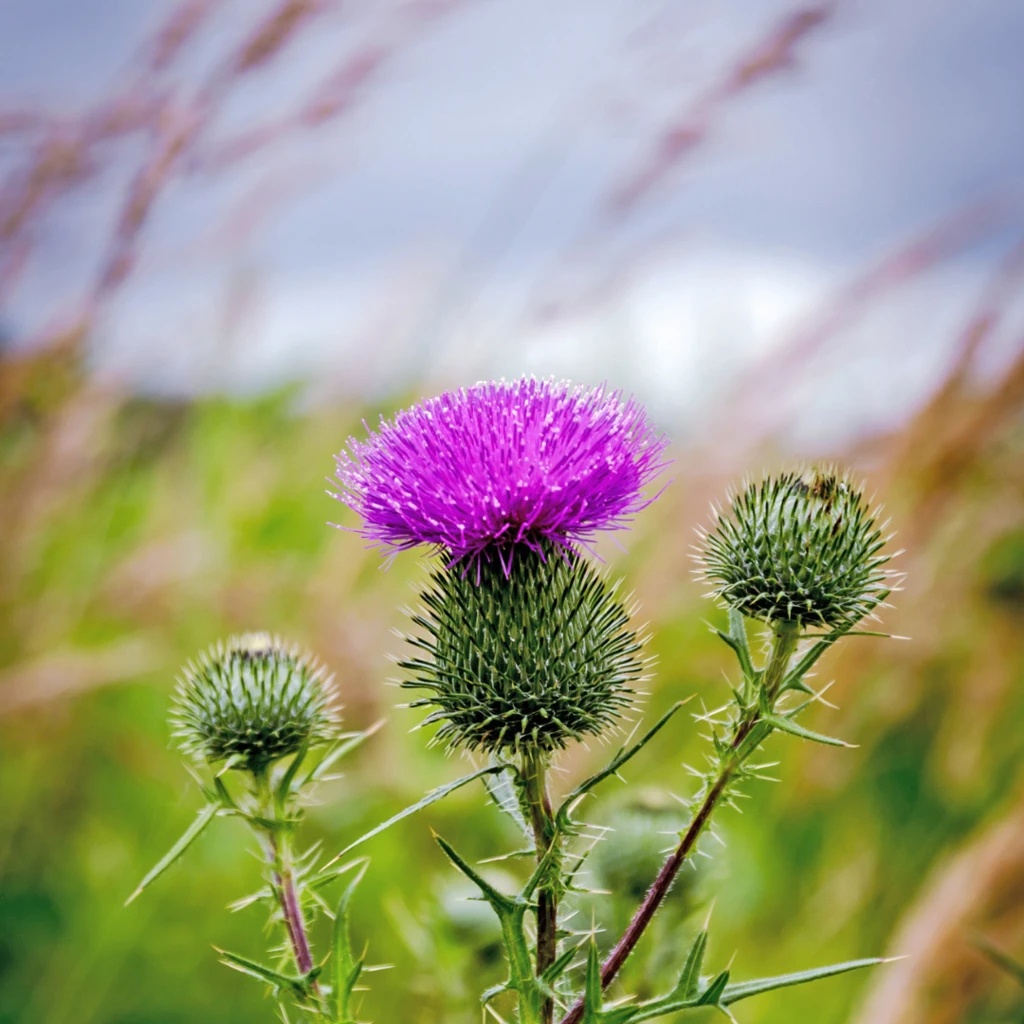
[
  {"x1": 171, "y1": 633, "x2": 337, "y2": 774},
  {"x1": 697, "y1": 469, "x2": 895, "y2": 630},
  {"x1": 400, "y1": 545, "x2": 646, "y2": 756}
]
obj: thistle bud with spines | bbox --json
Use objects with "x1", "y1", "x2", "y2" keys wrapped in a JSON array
[
  {"x1": 697, "y1": 468, "x2": 894, "y2": 630},
  {"x1": 171, "y1": 632, "x2": 337, "y2": 775},
  {"x1": 400, "y1": 544, "x2": 647, "y2": 756}
]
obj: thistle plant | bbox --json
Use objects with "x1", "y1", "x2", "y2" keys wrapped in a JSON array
[
  {"x1": 327, "y1": 378, "x2": 901, "y2": 1024},
  {"x1": 132, "y1": 377, "x2": 905, "y2": 1024},
  {"x1": 129, "y1": 633, "x2": 377, "y2": 1024}
]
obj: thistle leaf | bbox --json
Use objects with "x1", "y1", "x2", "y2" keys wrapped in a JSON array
[
  {"x1": 275, "y1": 736, "x2": 310, "y2": 806},
  {"x1": 433, "y1": 833, "x2": 518, "y2": 914},
  {"x1": 556, "y1": 701, "x2": 687, "y2": 828},
  {"x1": 216, "y1": 948, "x2": 314, "y2": 999},
  {"x1": 697, "y1": 969, "x2": 730, "y2": 1006},
  {"x1": 541, "y1": 941, "x2": 584, "y2": 985},
  {"x1": 721, "y1": 957, "x2": 886, "y2": 1005},
  {"x1": 674, "y1": 927, "x2": 709, "y2": 1000},
  {"x1": 583, "y1": 940, "x2": 603, "y2": 1022},
  {"x1": 323, "y1": 764, "x2": 503, "y2": 868},
  {"x1": 721, "y1": 609, "x2": 756, "y2": 684},
  {"x1": 331, "y1": 861, "x2": 369, "y2": 1022},
  {"x1": 763, "y1": 713, "x2": 854, "y2": 748},
  {"x1": 779, "y1": 634, "x2": 842, "y2": 693},
  {"x1": 300, "y1": 721, "x2": 384, "y2": 787},
  {"x1": 125, "y1": 803, "x2": 218, "y2": 905}
]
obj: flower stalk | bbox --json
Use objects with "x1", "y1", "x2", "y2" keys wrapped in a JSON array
[
  {"x1": 559, "y1": 619, "x2": 802, "y2": 1024},
  {"x1": 130, "y1": 634, "x2": 375, "y2": 1024},
  {"x1": 521, "y1": 749, "x2": 560, "y2": 1024},
  {"x1": 254, "y1": 771, "x2": 319, "y2": 987}
]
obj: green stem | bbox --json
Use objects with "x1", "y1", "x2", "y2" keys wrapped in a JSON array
[
  {"x1": 558, "y1": 620, "x2": 801, "y2": 1024},
  {"x1": 253, "y1": 773, "x2": 323, "y2": 1015},
  {"x1": 762, "y1": 619, "x2": 801, "y2": 704},
  {"x1": 522, "y1": 749, "x2": 559, "y2": 1024}
]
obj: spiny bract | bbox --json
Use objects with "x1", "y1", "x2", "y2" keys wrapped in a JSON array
[
  {"x1": 400, "y1": 545, "x2": 646, "y2": 755},
  {"x1": 172, "y1": 633, "x2": 337, "y2": 773},
  {"x1": 697, "y1": 469, "x2": 894, "y2": 630}
]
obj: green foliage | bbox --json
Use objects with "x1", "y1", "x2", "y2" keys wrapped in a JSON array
[
  {"x1": 400, "y1": 545, "x2": 645, "y2": 755},
  {"x1": 698, "y1": 469, "x2": 893, "y2": 629}
]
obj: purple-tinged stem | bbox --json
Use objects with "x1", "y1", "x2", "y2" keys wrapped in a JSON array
[
  {"x1": 269, "y1": 834, "x2": 316, "y2": 978},
  {"x1": 253, "y1": 772, "x2": 321, "y2": 1004},
  {"x1": 558, "y1": 621, "x2": 800, "y2": 1024}
]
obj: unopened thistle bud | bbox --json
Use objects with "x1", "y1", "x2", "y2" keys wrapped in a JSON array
[
  {"x1": 172, "y1": 633, "x2": 337, "y2": 774},
  {"x1": 697, "y1": 469, "x2": 894, "y2": 630},
  {"x1": 590, "y1": 794, "x2": 698, "y2": 907},
  {"x1": 400, "y1": 546, "x2": 646, "y2": 755}
]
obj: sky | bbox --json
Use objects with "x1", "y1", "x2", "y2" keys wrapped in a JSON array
[{"x1": 1, "y1": 0, "x2": 1023, "y2": 447}]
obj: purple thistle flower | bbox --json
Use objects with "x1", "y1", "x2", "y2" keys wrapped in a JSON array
[{"x1": 331, "y1": 377, "x2": 668, "y2": 572}]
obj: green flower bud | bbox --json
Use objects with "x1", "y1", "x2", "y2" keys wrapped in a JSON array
[
  {"x1": 172, "y1": 633, "x2": 337, "y2": 774},
  {"x1": 697, "y1": 469, "x2": 894, "y2": 629},
  {"x1": 400, "y1": 546, "x2": 646, "y2": 756},
  {"x1": 590, "y1": 792, "x2": 698, "y2": 907}
]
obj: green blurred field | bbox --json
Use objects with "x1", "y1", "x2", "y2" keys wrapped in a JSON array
[{"x1": 1, "y1": 347, "x2": 1022, "y2": 1024}]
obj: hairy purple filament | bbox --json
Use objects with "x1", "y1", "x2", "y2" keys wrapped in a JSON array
[{"x1": 332, "y1": 377, "x2": 668, "y2": 574}]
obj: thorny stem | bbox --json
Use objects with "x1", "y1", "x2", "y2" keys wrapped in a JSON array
[
  {"x1": 270, "y1": 831, "x2": 317, "y2": 977},
  {"x1": 522, "y1": 748, "x2": 559, "y2": 1024},
  {"x1": 253, "y1": 773, "x2": 321, "y2": 1008},
  {"x1": 558, "y1": 621, "x2": 802, "y2": 1024}
]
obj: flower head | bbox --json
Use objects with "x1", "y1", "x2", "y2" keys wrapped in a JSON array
[
  {"x1": 332, "y1": 377, "x2": 667, "y2": 572},
  {"x1": 400, "y1": 543, "x2": 646, "y2": 755},
  {"x1": 697, "y1": 468, "x2": 895, "y2": 630},
  {"x1": 172, "y1": 633, "x2": 337, "y2": 774}
]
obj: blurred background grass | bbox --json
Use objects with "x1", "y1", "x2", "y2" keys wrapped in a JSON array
[{"x1": 2, "y1": 2, "x2": 1024, "y2": 1022}]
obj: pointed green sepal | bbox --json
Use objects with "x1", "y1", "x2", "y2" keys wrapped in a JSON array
[
  {"x1": 483, "y1": 761, "x2": 532, "y2": 840},
  {"x1": 275, "y1": 736, "x2": 311, "y2": 806},
  {"x1": 542, "y1": 940, "x2": 584, "y2": 986},
  {"x1": 779, "y1": 634, "x2": 839, "y2": 693},
  {"x1": 714, "y1": 609, "x2": 757, "y2": 689},
  {"x1": 582, "y1": 940, "x2": 603, "y2": 1022}
]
